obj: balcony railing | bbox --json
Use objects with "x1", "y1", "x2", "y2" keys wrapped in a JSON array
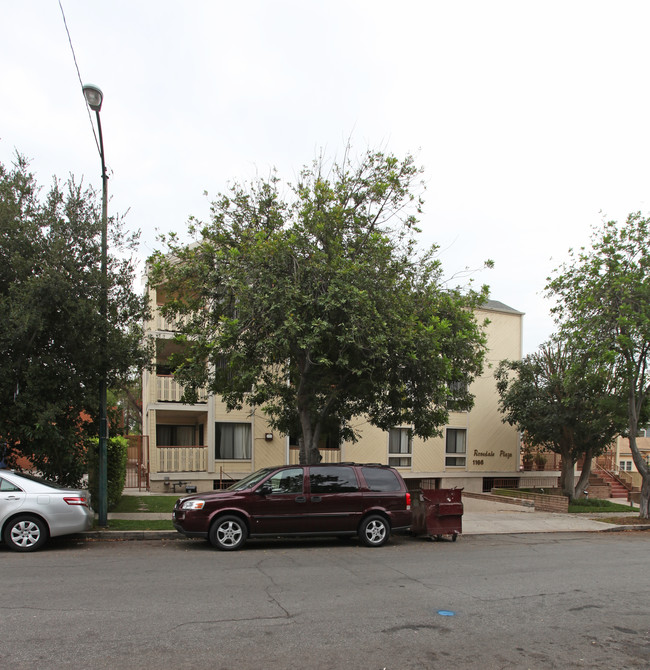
[
  {"x1": 157, "y1": 446, "x2": 208, "y2": 472},
  {"x1": 288, "y1": 447, "x2": 342, "y2": 465},
  {"x1": 152, "y1": 312, "x2": 188, "y2": 333},
  {"x1": 156, "y1": 376, "x2": 208, "y2": 403}
]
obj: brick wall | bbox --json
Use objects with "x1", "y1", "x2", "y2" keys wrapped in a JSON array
[
  {"x1": 462, "y1": 491, "x2": 535, "y2": 508},
  {"x1": 463, "y1": 489, "x2": 569, "y2": 512},
  {"x1": 492, "y1": 489, "x2": 569, "y2": 512},
  {"x1": 584, "y1": 484, "x2": 610, "y2": 499}
]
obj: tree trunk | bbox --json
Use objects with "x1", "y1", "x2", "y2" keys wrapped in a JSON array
[
  {"x1": 627, "y1": 399, "x2": 649, "y2": 518},
  {"x1": 559, "y1": 458, "x2": 576, "y2": 499},
  {"x1": 629, "y1": 433, "x2": 649, "y2": 518},
  {"x1": 297, "y1": 405, "x2": 322, "y2": 465},
  {"x1": 574, "y1": 457, "x2": 592, "y2": 500},
  {"x1": 640, "y1": 475, "x2": 650, "y2": 519}
]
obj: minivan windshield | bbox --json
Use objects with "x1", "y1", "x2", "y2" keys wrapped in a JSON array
[{"x1": 226, "y1": 468, "x2": 274, "y2": 491}]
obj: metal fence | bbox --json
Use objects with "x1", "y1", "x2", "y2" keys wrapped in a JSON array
[{"x1": 125, "y1": 435, "x2": 149, "y2": 490}]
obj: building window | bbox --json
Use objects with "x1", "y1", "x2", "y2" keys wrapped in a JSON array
[
  {"x1": 216, "y1": 355, "x2": 233, "y2": 384},
  {"x1": 446, "y1": 380, "x2": 468, "y2": 411},
  {"x1": 388, "y1": 428, "x2": 412, "y2": 467},
  {"x1": 156, "y1": 425, "x2": 198, "y2": 447},
  {"x1": 620, "y1": 460, "x2": 633, "y2": 472},
  {"x1": 155, "y1": 338, "x2": 185, "y2": 376},
  {"x1": 215, "y1": 422, "x2": 252, "y2": 460},
  {"x1": 445, "y1": 429, "x2": 466, "y2": 467}
]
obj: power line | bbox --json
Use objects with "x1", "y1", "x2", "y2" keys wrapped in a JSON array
[{"x1": 58, "y1": 0, "x2": 102, "y2": 159}]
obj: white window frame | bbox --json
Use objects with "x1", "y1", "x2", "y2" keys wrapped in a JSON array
[
  {"x1": 215, "y1": 422, "x2": 252, "y2": 460},
  {"x1": 619, "y1": 460, "x2": 633, "y2": 472},
  {"x1": 445, "y1": 428, "x2": 467, "y2": 468},
  {"x1": 388, "y1": 427, "x2": 412, "y2": 468}
]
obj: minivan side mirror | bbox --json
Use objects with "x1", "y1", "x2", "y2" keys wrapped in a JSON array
[{"x1": 257, "y1": 482, "x2": 272, "y2": 496}]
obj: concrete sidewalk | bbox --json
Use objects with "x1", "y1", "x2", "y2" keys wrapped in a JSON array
[
  {"x1": 87, "y1": 494, "x2": 649, "y2": 540},
  {"x1": 460, "y1": 495, "x2": 643, "y2": 534}
]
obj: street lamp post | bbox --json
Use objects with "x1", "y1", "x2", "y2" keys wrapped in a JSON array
[{"x1": 83, "y1": 84, "x2": 108, "y2": 527}]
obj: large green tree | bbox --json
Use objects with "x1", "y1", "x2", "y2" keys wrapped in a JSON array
[
  {"x1": 0, "y1": 155, "x2": 149, "y2": 485},
  {"x1": 496, "y1": 342, "x2": 627, "y2": 499},
  {"x1": 151, "y1": 149, "x2": 490, "y2": 464},
  {"x1": 547, "y1": 213, "x2": 650, "y2": 517}
]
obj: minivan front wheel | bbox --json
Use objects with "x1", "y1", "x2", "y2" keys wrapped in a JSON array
[
  {"x1": 359, "y1": 515, "x2": 390, "y2": 547},
  {"x1": 209, "y1": 515, "x2": 247, "y2": 551}
]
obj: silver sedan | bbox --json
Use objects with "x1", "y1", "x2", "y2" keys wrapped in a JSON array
[{"x1": 0, "y1": 470, "x2": 93, "y2": 552}]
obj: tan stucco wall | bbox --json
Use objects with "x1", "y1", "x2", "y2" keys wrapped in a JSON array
[{"x1": 144, "y1": 299, "x2": 523, "y2": 488}]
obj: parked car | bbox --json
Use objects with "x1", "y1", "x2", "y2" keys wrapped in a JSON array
[
  {"x1": 172, "y1": 463, "x2": 412, "y2": 550},
  {"x1": 0, "y1": 470, "x2": 93, "y2": 552}
]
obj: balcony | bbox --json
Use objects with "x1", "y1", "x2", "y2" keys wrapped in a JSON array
[
  {"x1": 288, "y1": 447, "x2": 342, "y2": 465},
  {"x1": 152, "y1": 312, "x2": 188, "y2": 333},
  {"x1": 157, "y1": 446, "x2": 208, "y2": 473},
  {"x1": 156, "y1": 376, "x2": 208, "y2": 403}
]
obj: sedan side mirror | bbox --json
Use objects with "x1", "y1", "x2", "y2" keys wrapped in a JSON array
[{"x1": 257, "y1": 482, "x2": 272, "y2": 496}]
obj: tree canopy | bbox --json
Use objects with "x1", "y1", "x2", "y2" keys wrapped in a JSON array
[
  {"x1": 496, "y1": 341, "x2": 627, "y2": 499},
  {"x1": 0, "y1": 155, "x2": 149, "y2": 485},
  {"x1": 546, "y1": 213, "x2": 650, "y2": 517},
  {"x1": 151, "y1": 148, "x2": 491, "y2": 464}
]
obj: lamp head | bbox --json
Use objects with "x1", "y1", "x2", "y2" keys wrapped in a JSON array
[{"x1": 83, "y1": 84, "x2": 103, "y2": 112}]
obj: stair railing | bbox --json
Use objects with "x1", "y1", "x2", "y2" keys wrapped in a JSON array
[{"x1": 593, "y1": 462, "x2": 630, "y2": 491}]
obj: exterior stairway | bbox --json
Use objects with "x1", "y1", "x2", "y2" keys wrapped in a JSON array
[{"x1": 592, "y1": 467, "x2": 630, "y2": 499}]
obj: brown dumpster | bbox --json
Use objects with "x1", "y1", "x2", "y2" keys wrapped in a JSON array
[{"x1": 411, "y1": 488, "x2": 463, "y2": 541}]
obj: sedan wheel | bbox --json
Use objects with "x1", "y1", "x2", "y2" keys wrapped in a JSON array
[
  {"x1": 209, "y1": 515, "x2": 248, "y2": 551},
  {"x1": 359, "y1": 515, "x2": 390, "y2": 547},
  {"x1": 4, "y1": 515, "x2": 48, "y2": 552}
]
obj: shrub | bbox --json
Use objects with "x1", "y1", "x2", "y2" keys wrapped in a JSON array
[{"x1": 87, "y1": 436, "x2": 128, "y2": 511}]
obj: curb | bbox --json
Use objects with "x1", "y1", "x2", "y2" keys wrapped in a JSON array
[
  {"x1": 70, "y1": 525, "x2": 650, "y2": 542},
  {"x1": 601, "y1": 524, "x2": 650, "y2": 533},
  {"x1": 76, "y1": 530, "x2": 181, "y2": 541}
]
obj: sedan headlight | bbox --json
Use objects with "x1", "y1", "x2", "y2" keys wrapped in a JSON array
[{"x1": 181, "y1": 500, "x2": 205, "y2": 510}]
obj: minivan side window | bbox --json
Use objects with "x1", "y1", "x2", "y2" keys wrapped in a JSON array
[
  {"x1": 268, "y1": 468, "x2": 304, "y2": 494},
  {"x1": 310, "y1": 466, "x2": 359, "y2": 494},
  {"x1": 361, "y1": 467, "x2": 400, "y2": 492}
]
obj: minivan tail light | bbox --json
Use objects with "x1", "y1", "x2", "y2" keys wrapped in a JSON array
[
  {"x1": 64, "y1": 496, "x2": 88, "y2": 507},
  {"x1": 405, "y1": 492, "x2": 411, "y2": 510}
]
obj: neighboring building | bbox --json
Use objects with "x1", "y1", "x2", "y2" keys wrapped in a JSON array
[
  {"x1": 616, "y1": 432, "x2": 650, "y2": 474},
  {"x1": 611, "y1": 433, "x2": 650, "y2": 495},
  {"x1": 142, "y1": 288, "x2": 530, "y2": 493}
]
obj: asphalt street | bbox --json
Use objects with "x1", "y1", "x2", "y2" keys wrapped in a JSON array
[{"x1": 2, "y1": 531, "x2": 649, "y2": 670}]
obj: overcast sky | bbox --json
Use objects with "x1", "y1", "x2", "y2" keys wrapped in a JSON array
[{"x1": 3, "y1": 1, "x2": 650, "y2": 355}]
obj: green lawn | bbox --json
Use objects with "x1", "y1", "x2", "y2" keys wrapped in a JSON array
[
  {"x1": 111, "y1": 495, "x2": 178, "y2": 514},
  {"x1": 568, "y1": 498, "x2": 636, "y2": 514}
]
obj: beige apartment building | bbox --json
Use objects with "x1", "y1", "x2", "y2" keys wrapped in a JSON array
[{"x1": 142, "y1": 289, "x2": 527, "y2": 494}]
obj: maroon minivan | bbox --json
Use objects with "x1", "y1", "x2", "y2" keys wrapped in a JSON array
[{"x1": 172, "y1": 463, "x2": 412, "y2": 550}]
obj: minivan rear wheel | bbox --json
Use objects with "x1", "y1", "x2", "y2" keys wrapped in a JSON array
[
  {"x1": 359, "y1": 515, "x2": 390, "y2": 547},
  {"x1": 209, "y1": 515, "x2": 247, "y2": 551}
]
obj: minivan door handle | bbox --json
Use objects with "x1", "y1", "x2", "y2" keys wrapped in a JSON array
[
  {"x1": 295, "y1": 496, "x2": 307, "y2": 503},
  {"x1": 311, "y1": 496, "x2": 322, "y2": 503}
]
